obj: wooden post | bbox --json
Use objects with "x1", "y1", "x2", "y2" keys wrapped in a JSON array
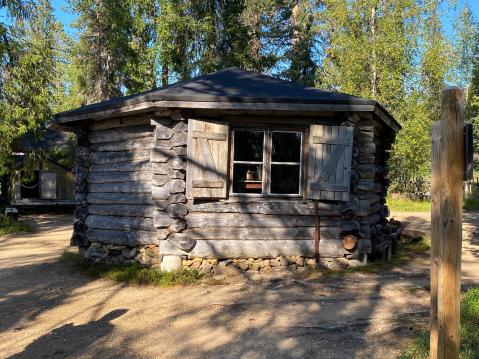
[{"x1": 430, "y1": 87, "x2": 464, "y2": 359}]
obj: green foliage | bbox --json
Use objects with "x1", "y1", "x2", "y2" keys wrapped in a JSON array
[
  {"x1": 0, "y1": 0, "x2": 65, "y2": 175},
  {"x1": 68, "y1": 0, "x2": 157, "y2": 103},
  {"x1": 464, "y1": 197, "x2": 479, "y2": 212},
  {"x1": 46, "y1": 134, "x2": 77, "y2": 169},
  {"x1": 62, "y1": 251, "x2": 202, "y2": 286},
  {"x1": 0, "y1": 216, "x2": 31, "y2": 236},
  {"x1": 400, "y1": 287, "x2": 479, "y2": 359}
]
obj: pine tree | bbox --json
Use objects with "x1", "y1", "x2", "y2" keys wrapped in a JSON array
[
  {"x1": 68, "y1": 0, "x2": 157, "y2": 102},
  {"x1": 285, "y1": 0, "x2": 318, "y2": 85},
  {"x1": 0, "y1": 0, "x2": 64, "y2": 173}
]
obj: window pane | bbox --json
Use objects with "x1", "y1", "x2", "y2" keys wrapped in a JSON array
[
  {"x1": 270, "y1": 164, "x2": 300, "y2": 194},
  {"x1": 232, "y1": 163, "x2": 263, "y2": 194},
  {"x1": 272, "y1": 132, "x2": 301, "y2": 162},
  {"x1": 234, "y1": 131, "x2": 264, "y2": 162}
]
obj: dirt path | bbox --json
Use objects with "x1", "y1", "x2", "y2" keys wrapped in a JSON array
[{"x1": 0, "y1": 213, "x2": 478, "y2": 359}]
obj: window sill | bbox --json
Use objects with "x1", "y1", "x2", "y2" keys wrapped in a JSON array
[{"x1": 226, "y1": 194, "x2": 305, "y2": 202}]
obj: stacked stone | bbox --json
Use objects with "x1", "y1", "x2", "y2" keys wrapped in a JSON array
[
  {"x1": 150, "y1": 114, "x2": 191, "y2": 267},
  {"x1": 183, "y1": 255, "x2": 367, "y2": 273},
  {"x1": 71, "y1": 128, "x2": 90, "y2": 248},
  {"x1": 83, "y1": 242, "x2": 159, "y2": 266}
]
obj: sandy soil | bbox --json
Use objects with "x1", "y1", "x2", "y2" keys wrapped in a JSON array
[{"x1": 0, "y1": 212, "x2": 478, "y2": 359}]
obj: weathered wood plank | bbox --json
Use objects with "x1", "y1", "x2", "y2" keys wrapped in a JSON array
[
  {"x1": 89, "y1": 116, "x2": 152, "y2": 131},
  {"x1": 187, "y1": 201, "x2": 342, "y2": 216},
  {"x1": 87, "y1": 192, "x2": 153, "y2": 204},
  {"x1": 86, "y1": 215, "x2": 154, "y2": 231},
  {"x1": 191, "y1": 131, "x2": 227, "y2": 141},
  {"x1": 90, "y1": 160, "x2": 151, "y2": 172},
  {"x1": 186, "y1": 119, "x2": 229, "y2": 199},
  {"x1": 160, "y1": 239, "x2": 348, "y2": 258},
  {"x1": 184, "y1": 226, "x2": 341, "y2": 240},
  {"x1": 88, "y1": 171, "x2": 151, "y2": 183},
  {"x1": 185, "y1": 212, "x2": 341, "y2": 228},
  {"x1": 91, "y1": 138, "x2": 153, "y2": 152},
  {"x1": 88, "y1": 204, "x2": 154, "y2": 217},
  {"x1": 89, "y1": 182, "x2": 151, "y2": 193},
  {"x1": 88, "y1": 125, "x2": 153, "y2": 143},
  {"x1": 90, "y1": 150, "x2": 150, "y2": 164},
  {"x1": 307, "y1": 125, "x2": 353, "y2": 202},
  {"x1": 87, "y1": 229, "x2": 158, "y2": 246}
]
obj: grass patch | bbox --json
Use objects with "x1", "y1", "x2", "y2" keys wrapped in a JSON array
[
  {"x1": 62, "y1": 251, "x2": 202, "y2": 287},
  {"x1": 400, "y1": 287, "x2": 479, "y2": 359},
  {"x1": 0, "y1": 215, "x2": 31, "y2": 236},
  {"x1": 387, "y1": 196, "x2": 431, "y2": 212},
  {"x1": 320, "y1": 236, "x2": 431, "y2": 278},
  {"x1": 464, "y1": 197, "x2": 479, "y2": 211}
]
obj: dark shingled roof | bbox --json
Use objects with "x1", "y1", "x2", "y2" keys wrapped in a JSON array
[{"x1": 55, "y1": 68, "x2": 398, "y2": 130}]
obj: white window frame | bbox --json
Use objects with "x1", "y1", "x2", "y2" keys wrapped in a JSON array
[{"x1": 230, "y1": 128, "x2": 303, "y2": 197}]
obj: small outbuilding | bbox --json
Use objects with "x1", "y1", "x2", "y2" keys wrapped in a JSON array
[
  {"x1": 1, "y1": 129, "x2": 76, "y2": 207},
  {"x1": 54, "y1": 68, "x2": 400, "y2": 271}
]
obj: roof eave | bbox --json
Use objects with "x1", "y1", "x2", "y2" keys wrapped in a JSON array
[{"x1": 54, "y1": 99, "x2": 401, "y2": 133}]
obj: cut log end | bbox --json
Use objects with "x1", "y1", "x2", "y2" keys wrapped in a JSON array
[{"x1": 342, "y1": 235, "x2": 358, "y2": 251}]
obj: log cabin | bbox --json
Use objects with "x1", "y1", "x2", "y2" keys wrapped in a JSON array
[{"x1": 53, "y1": 68, "x2": 401, "y2": 271}]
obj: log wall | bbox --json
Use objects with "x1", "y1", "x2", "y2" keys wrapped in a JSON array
[
  {"x1": 76, "y1": 110, "x2": 395, "y2": 266},
  {"x1": 81, "y1": 117, "x2": 157, "y2": 250}
]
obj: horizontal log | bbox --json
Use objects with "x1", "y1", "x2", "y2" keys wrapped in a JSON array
[
  {"x1": 185, "y1": 212, "x2": 341, "y2": 228},
  {"x1": 359, "y1": 143, "x2": 376, "y2": 154},
  {"x1": 357, "y1": 131, "x2": 374, "y2": 143},
  {"x1": 183, "y1": 226, "x2": 341, "y2": 240},
  {"x1": 87, "y1": 192, "x2": 153, "y2": 204},
  {"x1": 156, "y1": 131, "x2": 188, "y2": 147},
  {"x1": 88, "y1": 171, "x2": 151, "y2": 183},
  {"x1": 188, "y1": 201, "x2": 342, "y2": 216},
  {"x1": 89, "y1": 125, "x2": 153, "y2": 143},
  {"x1": 159, "y1": 239, "x2": 348, "y2": 258},
  {"x1": 86, "y1": 215, "x2": 154, "y2": 231},
  {"x1": 90, "y1": 150, "x2": 150, "y2": 164},
  {"x1": 89, "y1": 116, "x2": 152, "y2": 131},
  {"x1": 89, "y1": 182, "x2": 151, "y2": 193},
  {"x1": 167, "y1": 233, "x2": 196, "y2": 251},
  {"x1": 88, "y1": 204, "x2": 154, "y2": 217},
  {"x1": 90, "y1": 160, "x2": 151, "y2": 172},
  {"x1": 87, "y1": 229, "x2": 158, "y2": 246},
  {"x1": 91, "y1": 138, "x2": 153, "y2": 152}
]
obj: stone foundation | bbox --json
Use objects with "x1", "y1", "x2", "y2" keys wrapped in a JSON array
[
  {"x1": 81, "y1": 241, "x2": 368, "y2": 273},
  {"x1": 83, "y1": 242, "x2": 160, "y2": 268},
  {"x1": 182, "y1": 255, "x2": 368, "y2": 274}
]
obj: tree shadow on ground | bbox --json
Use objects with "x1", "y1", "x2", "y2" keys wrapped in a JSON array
[{"x1": 8, "y1": 309, "x2": 127, "y2": 359}]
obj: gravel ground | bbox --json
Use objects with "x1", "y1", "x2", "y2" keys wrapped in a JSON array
[{"x1": 0, "y1": 212, "x2": 478, "y2": 359}]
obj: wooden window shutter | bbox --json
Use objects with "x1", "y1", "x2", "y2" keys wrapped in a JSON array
[
  {"x1": 186, "y1": 119, "x2": 229, "y2": 199},
  {"x1": 307, "y1": 125, "x2": 354, "y2": 201}
]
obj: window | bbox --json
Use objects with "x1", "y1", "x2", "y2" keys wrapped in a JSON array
[{"x1": 231, "y1": 129, "x2": 303, "y2": 196}]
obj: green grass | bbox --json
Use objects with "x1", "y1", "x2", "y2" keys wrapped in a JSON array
[
  {"x1": 464, "y1": 197, "x2": 479, "y2": 211},
  {"x1": 387, "y1": 196, "x2": 431, "y2": 212},
  {"x1": 317, "y1": 236, "x2": 431, "y2": 278},
  {"x1": 0, "y1": 216, "x2": 31, "y2": 236},
  {"x1": 62, "y1": 251, "x2": 202, "y2": 287},
  {"x1": 400, "y1": 287, "x2": 479, "y2": 359}
]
